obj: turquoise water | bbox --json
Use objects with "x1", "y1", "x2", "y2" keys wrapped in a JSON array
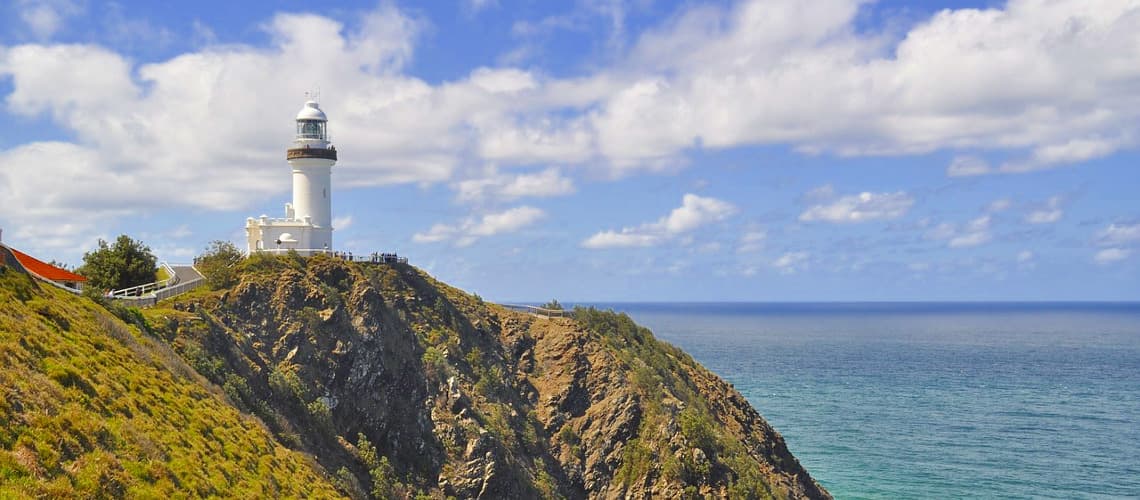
[{"x1": 604, "y1": 303, "x2": 1140, "y2": 499}]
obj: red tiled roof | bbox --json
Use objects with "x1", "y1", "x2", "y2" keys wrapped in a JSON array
[{"x1": 8, "y1": 247, "x2": 87, "y2": 282}]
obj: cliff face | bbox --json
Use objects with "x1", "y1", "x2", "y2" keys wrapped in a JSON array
[{"x1": 148, "y1": 254, "x2": 829, "y2": 499}]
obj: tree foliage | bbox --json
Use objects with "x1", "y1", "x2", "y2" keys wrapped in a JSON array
[
  {"x1": 78, "y1": 235, "x2": 157, "y2": 291},
  {"x1": 195, "y1": 240, "x2": 244, "y2": 290},
  {"x1": 541, "y1": 299, "x2": 563, "y2": 310}
]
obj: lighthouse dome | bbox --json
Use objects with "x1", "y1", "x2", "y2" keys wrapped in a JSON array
[{"x1": 296, "y1": 100, "x2": 327, "y2": 121}]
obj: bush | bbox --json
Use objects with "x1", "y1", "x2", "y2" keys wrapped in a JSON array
[
  {"x1": 305, "y1": 400, "x2": 334, "y2": 436},
  {"x1": 541, "y1": 299, "x2": 563, "y2": 310},
  {"x1": 679, "y1": 407, "x2": 717, "y2": 454},
  {"x1": 421, "y1": 347, "x2": 448, "y2": 379},
  {"x1": 195, "y1": 241, "x2": 243, "y2": 290},
  {"x1": 78, "y1": 235, "x2": 157, "y2": 292}
]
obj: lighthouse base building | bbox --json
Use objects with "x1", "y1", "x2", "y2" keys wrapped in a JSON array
[{"x1": 246, "y1": 99, "x2": 337, "y2": 256}]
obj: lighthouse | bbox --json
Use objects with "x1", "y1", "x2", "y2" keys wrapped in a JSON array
[{"x1": 245, "y1": 99, "x2": 338, "y2": 255}]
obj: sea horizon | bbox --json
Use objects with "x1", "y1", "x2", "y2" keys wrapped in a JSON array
[{"x1": 576, "y1": 300, "x2": 1140, "y2": 498}]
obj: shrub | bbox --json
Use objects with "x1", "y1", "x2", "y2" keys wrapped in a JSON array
[
  {"x1": 268, "y1": 365, "x2": 307, "y2": 402},
  {"x1": 422, "y1": 346, "x2": 448, "y2": 379},
  {"x1": 541, "y1": 299, "x2": 563, "y2": 310},
  {"x1": 679, "y1": 407, "x2": 717, "y2": 454},
  {"x1": 369, "y1": 457, "x2": 396, "y2": 499},
  {"x1": 77, "y1": 235, "x2": 157, "y2": 291},
  {"x1": 305, "y1": 400, "x2": 334, "y2": 436},
  {"x1": 475, "y1": 365, "x2": 505, "y2": 399},
  {"x1": 195, "y1": 241, "x2": 243, "y2": 290}
]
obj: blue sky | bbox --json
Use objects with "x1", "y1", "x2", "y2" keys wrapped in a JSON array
[{"x1": 1, "y1": 0, "x2": 1137, "y2": 301}]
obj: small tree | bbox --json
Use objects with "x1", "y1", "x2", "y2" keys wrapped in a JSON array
[
  {"x1": 541, "y1": 299, "x2": 563, "y2": 311},
  {"x1": 196, "y1": 240, "x2": 244, "y2": 289},
  {"x1": 78, "y1": 235, "x2": 157, "y2": 292}
]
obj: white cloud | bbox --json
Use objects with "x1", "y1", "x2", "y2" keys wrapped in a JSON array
[
  {"x1": 332, "y1": 215, "x2": 354, "y2": 231},
  {"x1": 581, "y1": 231, "x2": 661, "y2": 249},
  {"x1": 1092, "y1": 222, "x2": 1139, "y2": 265},
  {"x1": 455, "y1": 168, "x2": 575, "y2": 204},
  {"x1": 467, "y1": 0, "x2": 499, "y2": 13},
  {"x1": 1000, "y1": 138, "x2": 1121, "y2": 174},
  {"x1": 987, "y1": 198, "x2": 1013, "y2": 213},
  {"x1": 1017, "y1": 250, "x2": 1036, "y2": 270},
  {"x1": 1094, "y1": 248, "x2": 1131, "y2": 264},
  {"x1": 595, "y1": 0, "x2": 1140, "y2": 164},
  {"x1": 737, "y1": 230, "x2": 766, "y2": 253},
  {"x1": 927, "y1": 215, "x2": 992, "y2": 248},
  {"x1": 772, "y1": 251, "x2": 809, "y2": 274},
  {"x1": 5, "y1": 0, "x2": 1140, "y2": 252},
  {"x1": 582, "y1": 193, "x2": 735, "y2": 249},
  {"x1": 947, "y1": 156, "x2": 992, "y2": 177},
  {"x1": 413, "y1": 206, "x2": 545, "y2": 247},
  {"x1": 16, "y1": 0, "x2": 83, "y2": 39},
  {"x1": 799, "y1": 191, "x2": 914, "y2": 223},
  {"x1": 1097, "y1": 223, "x2": 1140, "y2": 247},
  {"x1": 801, "y1": 184, "x2": 836, "y2": 203},
  {"x1": 1025, "y1": 196, "x2": 1063, "y2": 224}
]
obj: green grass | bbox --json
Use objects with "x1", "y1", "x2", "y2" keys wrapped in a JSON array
[{"x1": 0, "y1": 270, "x2": 344, "y2": 498}]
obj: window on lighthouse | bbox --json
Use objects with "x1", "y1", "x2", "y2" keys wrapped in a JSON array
[{"x1": 298, "y1": 120, "x2": 325, "y2": 140}]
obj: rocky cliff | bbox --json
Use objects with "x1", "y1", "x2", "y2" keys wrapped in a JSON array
[{"x1": 143, "y1": 254, "x2": 830, "y2": 499}]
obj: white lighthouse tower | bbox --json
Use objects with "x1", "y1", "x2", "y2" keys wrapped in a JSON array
[{"x1": 245, "y1": 99, "x2": 338, "y2": 255}]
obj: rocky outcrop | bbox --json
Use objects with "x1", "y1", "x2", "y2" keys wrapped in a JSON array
[{"x1": 153, "y1": 254, "x2": 830, "y2": 499}]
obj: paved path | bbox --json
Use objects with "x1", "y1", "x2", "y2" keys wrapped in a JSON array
[{"x1": 170, "y1": 265, "x2": 204, "y2": 284}]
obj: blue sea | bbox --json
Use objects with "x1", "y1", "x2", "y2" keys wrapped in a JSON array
[{"x1": 598, "y1": 302, "x2": 1140, "y2": 499}]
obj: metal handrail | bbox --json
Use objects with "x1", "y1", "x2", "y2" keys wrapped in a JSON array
[
  {"x1": 499, "y1": 304, "x2": 573, "y2": 318},
  {"x1": 109, "y1": 261, "x2": 181, "y2": 298}
]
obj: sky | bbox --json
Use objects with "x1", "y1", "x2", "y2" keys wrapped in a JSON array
[{"x1": 0, "y1": 0, "x2": 1138, "y2": 302}]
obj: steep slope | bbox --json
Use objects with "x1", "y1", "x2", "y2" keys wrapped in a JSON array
[
  {"x1": 147, "y1": 254, "x2": 829, "y2": 499},
  {"x1": 0, "y1": 265, "x2": 342, "y2": 496}
]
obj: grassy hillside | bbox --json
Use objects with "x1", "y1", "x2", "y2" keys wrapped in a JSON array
[{"x1": 0, "y1": 267, "x2": 342, "y2": 497}]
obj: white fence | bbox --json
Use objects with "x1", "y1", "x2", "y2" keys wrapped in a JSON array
[{"x1": 499, "y1": 304, "x2": 574, "y2": 318}]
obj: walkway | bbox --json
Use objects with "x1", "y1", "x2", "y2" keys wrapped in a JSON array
[
  {"x1": 111, "y1": 263, "x2": 206, "y2": 307},
  {"x1": 499, "y1": 304, "x2": 573, "y2": 318}
]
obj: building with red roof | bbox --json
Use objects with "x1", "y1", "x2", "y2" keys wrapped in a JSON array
[{"x1": 0, "y1": 230, "x2": 87, "y2": 290}]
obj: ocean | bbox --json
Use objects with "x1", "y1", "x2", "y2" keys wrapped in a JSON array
[{"x1": 598, "y1": 302, "x2": 1140, "y2": 499}]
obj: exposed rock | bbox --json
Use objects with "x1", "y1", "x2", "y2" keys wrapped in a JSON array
[{"x1": 157, "y1": 255, "x2": 830, "y2": 499}]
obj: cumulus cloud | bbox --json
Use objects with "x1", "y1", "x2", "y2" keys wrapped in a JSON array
[
  {"x1": 1097, "y1": 222, "x2": 1140, "y2": 247},
  {"x1": 455, "y1": 168, "x2": 575, "y2": 204},
  {"x1": 772, "y1": 251, "x2": 809, "y2": 274},
  {"x1": 1094, "y1": 248, "x2": 1131, "y2": 264},
  {"x1": 332, "y1": 215, "x2": 354, "y2": 231},
  {"x1": 16, "y1": 0, "x2": 83, "y2": 39},
  {"x1": 467, "y1": 0, "x2": 499, "y2": 13},
  {"x1": 737, "y1": 229, "x2": 767, "y2": 253},
  {"x1": 1017, "y1": 250, "x2": 1036, "y2": 270},
  {"x1": 1093, "y1": 222, "x2": 1140, "y2": 265},
  {"x1": 987, "y1": 198, "x2": 1013, "y2": 213},
  {"x1": 927, "y1": 215, "x2": 992, "y2": 248},
  {"x1": 1025, "y1": 196, "x2": 1064, "y2": 224},
  {"x1": 5, "y1": 0, "x2": 1140, "y2": 253},
  {"x1": 947, "y1": 156, "x2": 992, "y2": 177},
  {"x1": 582, "y1": 193, "x2": 736, "y2": 249},
  {"x1": 413, "y1": 206, "x2": 545, "y2": 247},
  {"x1": 799, "y1": 190, "x2": 914, "y2": 223}
]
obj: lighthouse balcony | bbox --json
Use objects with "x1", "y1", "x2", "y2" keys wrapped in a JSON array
[{"x1": 287, "y1": 147, "x2": 338, "y2": 161}]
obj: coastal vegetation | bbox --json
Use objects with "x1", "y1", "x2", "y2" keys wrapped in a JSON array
[
  {"x1": 76, "y1": 235, "x2": 157, "y2": 292},
  {"x1": 0, "y1": 252, "x2": 828, "y2": 498},
  {"x1": 0, "y1": 267, "x2": 341, "y2": 497}
]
